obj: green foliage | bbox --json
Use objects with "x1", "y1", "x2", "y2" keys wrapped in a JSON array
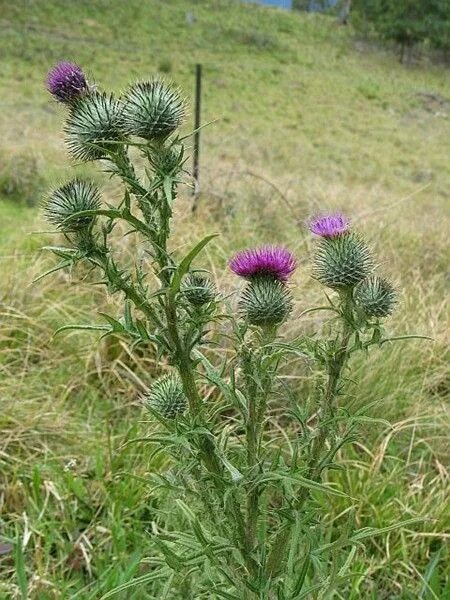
[{"x1": 352, "y1": 0, "x2": 450, "y2": 55}]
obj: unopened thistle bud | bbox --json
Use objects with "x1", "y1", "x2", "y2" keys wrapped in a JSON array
[
  {"x1": 312, "y1": 233, "x2": 373, "y2": 289},
  {"x1": 239, "y1": 278, "x2": 292, "y2": 327},
  {"x1": 182, "y1": 273, "x2": 216, "y2": 306},
  {"x1": 354, "y1": 276, "x2": 396, "y2": 318},
  {"x1": 42, "y1": 179, "x2": 101, "y2": 232},
  {"x1": 122, "y1": 79, "x2": 185, "y2": 141},
  {"x1": 144, "y1": 374, "x2": 187, "y2": 419},
  {"x1": 47, "y1": 62, "x2": 89, "y2": 103},
  {"x1": 149, "y1": 144, "x2": 184, "y2": 177},
  {"x1": 65, "y1": 92, "x2": 124, "y2": 161}
]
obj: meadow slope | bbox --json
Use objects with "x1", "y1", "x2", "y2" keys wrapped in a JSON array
[{"x1": 0, "y1": 1, "x2": 449, "y2": 598}]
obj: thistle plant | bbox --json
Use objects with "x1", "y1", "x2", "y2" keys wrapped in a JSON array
[{"x1": 39, "y1": 64, "x2": 421, "y2": 599}]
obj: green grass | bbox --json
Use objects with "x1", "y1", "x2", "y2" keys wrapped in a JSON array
[{"x1": 0, "y1": 0, "x2": 449, "y2": 598}]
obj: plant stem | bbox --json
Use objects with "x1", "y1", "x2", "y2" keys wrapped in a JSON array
[{"x1": 296, "y1": 290, "x2": 354, "y2": 509}]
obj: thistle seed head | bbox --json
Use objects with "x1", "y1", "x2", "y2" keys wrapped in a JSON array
[
  {"x1": 182, "y1": 273, "x2": 216, "y2": 306},
  {"x1": 229, "y1": 246, "x2": 297, "y2": 282},
  {"x1": 64, "y1": 92, "x2": 125, "y2": 161},
  {"x1": 47, "y1": 62, "x2": 89, "y2": 103},
  {"x1": 42, "y1": 179, "x2": 101, "y2": 231},
  {"x1": 312, "y1": 233, "x2": 373, "y2": 289},
  {"x1": 354, "y1": 276, "x2": 397, "y2": 318},
  {"x1": 144, "y1": 374, "x2": 187, "y2": 419},
  {"x1": 239, "y1": 278, "x2": 293, "y2": 327},
  {"x1": 122, "y1": 79, "x2": 185, "y2": 141}
]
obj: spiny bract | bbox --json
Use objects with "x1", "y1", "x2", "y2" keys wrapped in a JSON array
[
  {"x1": 312, "y1": 233, "x2": 373, "y2": 288},
  {"x1": 144, "y1": 374, "x2": 187, "y2": 419},
  {"x1": 122, "y1": 79, "x2": 185, "y2": 141},
  {"x1": 42, "y1": 179, "x2": 101, "y2": 231},
  {"x1": 182, "y1": 273, "x2": 216, "y2": 306},
  {"x1": 65, "y1": 92, "x2": 125, "y2": 161},
  {"x1": 239, "y1": 277, "x2": 292, "y2": 327},
  {"x1": 354, "y1": 275, "x2": 396, "y2": 318}
]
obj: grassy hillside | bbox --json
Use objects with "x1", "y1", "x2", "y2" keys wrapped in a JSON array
[{"x1": 0, "y1": 1, "x2": 449, "y2": 598}]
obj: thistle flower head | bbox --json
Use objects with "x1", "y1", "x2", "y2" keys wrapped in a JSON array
[
  {"x1": 47, "y1": 62, "x2": 89, "y2": 103},
  {"x1": 312, "y1": 233, "x2": 373, "y2": 289},
  {"x1": 182, "y1": 273, "x2": 216, "y2": 306},
  {"x1": 122, "y1": 79, "x2": 185, "y2": 141},
  {"x1": 239, "y1": 278, "x2": 292, "y2": 328},
  {"x1": 354, "y1": 276, "x2": 397, "y2": 318},
  {"x1": 144, "y1": 374, "x2": 187, "y2": 420},
  {"x1": 64, "y1": 91, "x2": 125, "y2": 161},
  {"x1": 309, "y1": 213, "x2": 350, "y2": 238},
  {"x1": 229, "y1": 246, "x2": 296, "y2": 282},
  {"x1": 42, "y1": 179, "x2": 101, "y2": 231}
]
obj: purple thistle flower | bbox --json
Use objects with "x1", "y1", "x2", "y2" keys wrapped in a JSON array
[
  {"x1": 229, "y1": 245, "x2": 296, "y2": 282},
  {"x1": 309, "y1": 213, "x2": 350, "y2": 238},
  {"x1": 47, "y1": 62, "x2": 88, "y2": 103}
]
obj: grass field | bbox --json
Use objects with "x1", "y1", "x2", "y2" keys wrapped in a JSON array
[{"x1": 0, "y1": 0, "x2": 449, "y2": 598}]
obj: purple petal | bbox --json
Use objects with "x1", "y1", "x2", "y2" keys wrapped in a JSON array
[
  {"x1": 229, "y1": 245, "x2": 296, "y2": 281},
  {"x1": 47, "y1": 62, "x2": 88, "y2": 103},
  {"x1": 309, "y1": 213, "x2": 350, "y2": 238}
]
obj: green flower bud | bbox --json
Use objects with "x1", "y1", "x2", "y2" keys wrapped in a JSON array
[
  {"x1": 150, "y1": 145, "x2": 184, "y2": 178},
  {"x1": 312, "y1": 233, "x2": 373, "y2": 289},
  {"x1": 65, "y1": 91, "x2": 125, "y2": 161},
  {"x1": 42, "y1": 179, "x2": 101, "y2": 232},
  {"x1": 354, "y1": 276, "x2": 396, "y2": 318},
  {"x1": 182, "y1": 274, "x2": 216, "y2": 306},
  {"x1": 144, "y1": 374, "x2": 187, "y2": 419},
  {"x1": 122, "y1": 79, "x2": 185, "y2": 141},
  {"x1": 239, "y1": 277, "x2": 292, "y2": 327}
]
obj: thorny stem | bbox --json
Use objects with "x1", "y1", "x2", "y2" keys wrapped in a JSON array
[
  {"x1": 296, "y1": 289, "x2": 354, "y2": 509},
  {"x1": 267, "y1": 291, "x2": 355, "y2": 582},
  {"x1": 87, "y1": 246, "x2": 165, "y2": 331},
  {"x1": 108, "y1": 143, "x2": 253, "y2": 584},
  {"x1": 242, "y1": 327, "x2": 278, "y2": 582}
]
